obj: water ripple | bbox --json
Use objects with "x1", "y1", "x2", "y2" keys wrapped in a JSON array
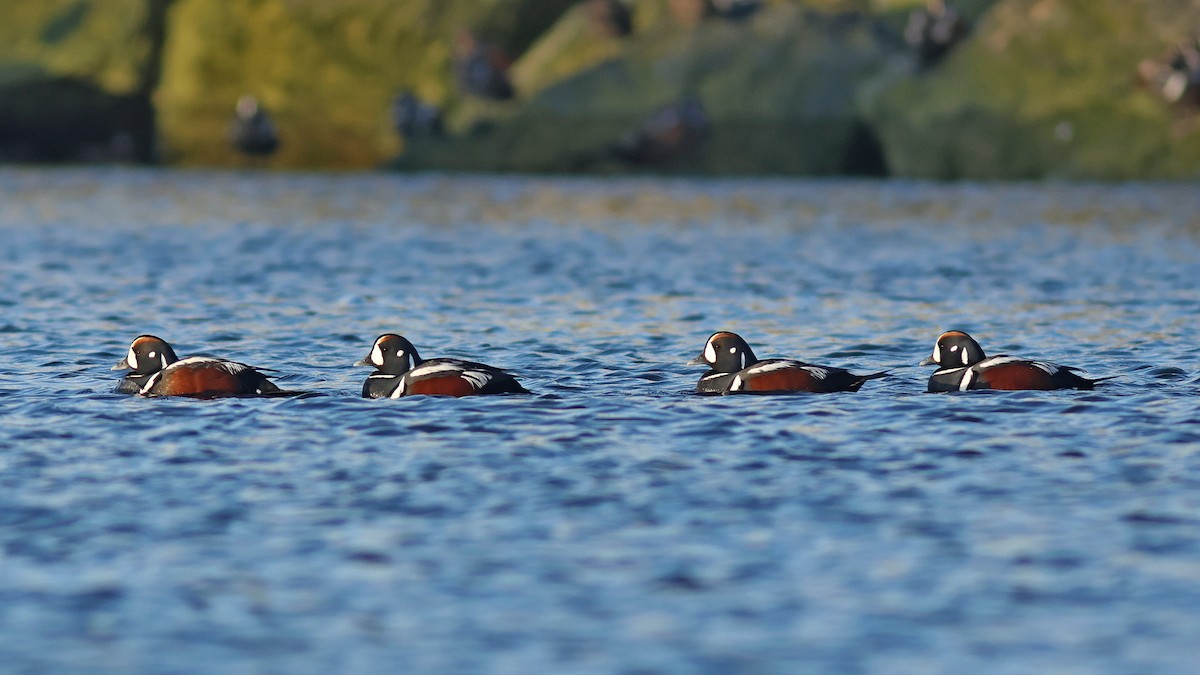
[{"x1": 0, "y1": 169, "x2": 1198, "y2": 672}]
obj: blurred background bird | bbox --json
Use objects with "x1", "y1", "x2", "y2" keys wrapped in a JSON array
[{"x1": 230, "y1": 95, "x2": 279, "y2": 159}]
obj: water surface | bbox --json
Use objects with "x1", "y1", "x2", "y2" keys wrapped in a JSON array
[{"x1": 1, "y1": 169, "x2": 1199, "y2": 673}]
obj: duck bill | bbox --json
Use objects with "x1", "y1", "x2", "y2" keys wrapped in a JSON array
[
  {"x1": 919, "y1": 356, "x2": 936, "y2": 366},
  {"x1": 353, "y1": 357, "x2": 373, "y2": 367},
  {"x1": 111, "y1": 357, "x2": 130, "y2": 371},
  {"x1": 686, "y1": 354, "x2": 707, "y2": 366}
]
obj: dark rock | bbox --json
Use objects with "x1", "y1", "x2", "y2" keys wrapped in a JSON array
[
  {"x1": 0, "y1": 76, "x2": 153, "y2": 163},
  {"x1": 0, "y1": 0, "x2": 168, "y2": 163}
]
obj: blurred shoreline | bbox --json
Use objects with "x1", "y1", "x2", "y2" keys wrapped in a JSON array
[{"x1": 1, "y1": 0, "x2": 1198, "y2": 179}]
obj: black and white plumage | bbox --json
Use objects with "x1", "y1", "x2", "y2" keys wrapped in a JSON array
[
  {"x1": 688, "y1": 331, "x2": 886, "y2": 395},
  {"x1": 355, "y1": 333, "x2": 529, "y2": 398},
  {"x1": 904, "y1": 0, "x2": 969, "y2": 70},
  {"x1": 587, "y1": 0, "x2": 633, "y2": 37},
  {"x1": 391, "y1": 91, "x2": 443, "y2": 140},
  {"x1": 711, "y1": 0, "x2": 763, "y2": 20},
  {"x1": 453, "y1": 33, "x2": 515, "y2": 101},
  {"x1": 920, "y1": 330, "x2": 1109, "y2": 392},
  {"x1": 113, "y1": 334, "x2": 297, "y2": 398},
  {"x1": 1138, "y1": 39, "x2": 1200, "y2": 107},
  {"x1": 612, "y1": 98, "x2": 709, "y2": 167},
  {"x1": 231, "y1": 95, "x2": 279, "y2": 157}
]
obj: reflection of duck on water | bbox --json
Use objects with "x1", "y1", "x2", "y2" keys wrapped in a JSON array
[
  {"x1": 391, "y1": 91, "x2": 443, "y2": 140},
  {"x1": 230, "y1": 95, "x2": 279, "y2": 158},
  {"x1": 454, "y1": 32, "x2": 515, "y2": 101},
  {"x1": 1138, "y1": 39, "x2": 1200, "y2": 107},
  {"x1": 904, "y1": 0, "x2": 969, "y2": 70},
  {"x1": 611, "y1": 98, "x2": 709, "y2": 167}
]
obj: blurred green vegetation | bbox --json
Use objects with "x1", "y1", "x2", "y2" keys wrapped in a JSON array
[
  {"x1": 1, "y1": 0, "x2": 1198, "y2": 177},
  {"x1": 863, "y1": 0, "x2": 1200, "y2": 179}
]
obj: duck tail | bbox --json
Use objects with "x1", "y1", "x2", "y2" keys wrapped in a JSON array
[{"x1": 848, "y1": 370, "x2": 889, "y2": 392}]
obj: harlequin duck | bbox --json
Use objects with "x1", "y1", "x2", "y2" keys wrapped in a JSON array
[
  {"x1": 113, "y1": 335, "x2": 296, "y2": 398},
  {"x1": 904, "y1": 0, "x2": 970, "y2": 70},
  {"x1": 391, "y1": 90, "x2": 443, "y2": 140},
  {"x1": 587, "y1": 0, "x2": 633, "y2": 37},
  {"x1": 612, "y1": 98, "x2": 709, "y2": 167},
  {"x1": 920, "y1": 330, "x2": 1110, "y2": 392},
  {"x1": 355, "y1": 333, "x2": 529, "y2": 398},
  {"x1": 453, "y1": 32, "x2": 515, "y2": 101},
  {"x1": 1138, "y1": 38, "x2": 1200, "y2": 107},
  {"x1": 230, "y1": 95, "x2": 279, "y2": 157},
  {"x1": 688, "y1": 331, "x2": 886, "y2": 394}
]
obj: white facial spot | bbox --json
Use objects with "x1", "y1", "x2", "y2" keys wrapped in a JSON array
[
  {"x1": 739, "y1": 351, "x2": 746, "y2": 369},
  {"x1": 126, "y1": 347, "x2": 138, "y2": 370},
  {"x1": 148, "y1": 351, "x2": 156, "y2": 358},
  {"x1": 932, "y1": 343, "x2": 941, "y2": 363},
  {"x1": 949, "y1": 345, "x2": 958, "y2": 352},
  {"x1": 704, "y1": 341, "x2": 716, "y2": 364},
  {"x1": 371, "y1": 342, "x2": 384, "y2": 366},
  {"x1": 961, "y1": 349, "x2": 970, "y2": 365}
]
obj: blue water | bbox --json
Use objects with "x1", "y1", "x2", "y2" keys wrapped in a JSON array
[{"x1": 1, "y1": 169, "x2": 1199, "y2": 673}]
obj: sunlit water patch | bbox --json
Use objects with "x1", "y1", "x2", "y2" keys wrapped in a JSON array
[{"x1": 1, "y1": 169, "x2": 1198, "y2": 672}]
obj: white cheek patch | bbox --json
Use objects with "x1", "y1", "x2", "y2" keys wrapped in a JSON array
[
  {"x1": 961, "y1": 349, "x2": 970, "y2": 365},
  {"x1": 126, "y1": 347, "x2": 138, "y2": 370},
  {"x1": 371, "y1": 343, "x2": 384, "y2": 366},
  {"x1": 932, "y1": 343, "x2": 942, "y2": 364},
  {"x1": 704, "y1": 341, "x2": 717, "y2": 364}
]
